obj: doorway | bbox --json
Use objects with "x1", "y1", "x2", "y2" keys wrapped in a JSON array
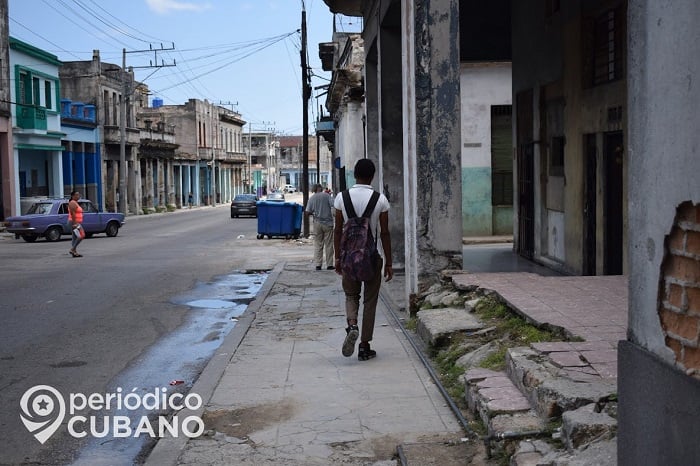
[
  {"x1": 582, "y1": 134, "x2": 597, "y2": 275},
  {"x1": 516, "y1": 90, "x2": 535, "y2": 259},
  {"x1": 603, "y1": 131, "x2": 623, "y2": 275}
]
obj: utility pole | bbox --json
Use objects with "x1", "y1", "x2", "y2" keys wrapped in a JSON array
[
  {"x1": 301, "y1": 6, "x2": 311, "y2": 237},
  {"x1": 118, "y1": 44, "x2": 176, "y2": 215}
]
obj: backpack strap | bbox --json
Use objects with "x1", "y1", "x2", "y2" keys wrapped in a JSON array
[
  {"x1": 342, "y1": 190, "x2": 380, "y2": 219},
  {"x1": 361, "y1": 191, "x2": 380, "y2": 218},
  {"x1": 341, "y1": 190, "x2": 358, "y2": 219}
]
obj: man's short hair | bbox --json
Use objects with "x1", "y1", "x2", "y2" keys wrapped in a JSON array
[
  {"x1": 354, "y1": 159, "x2": 376, "y2": 180},
  {"x1": 313, "y1": 184, "x2": 322, "y2": 192}
]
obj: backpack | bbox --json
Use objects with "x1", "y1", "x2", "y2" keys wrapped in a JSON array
[{"x1": 340, "y1": 190, "x2": 381, "y2": 282}]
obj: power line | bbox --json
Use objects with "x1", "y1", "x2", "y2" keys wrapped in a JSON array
[
  {"x1": 8, "y1": 17, "x2": 83, "y2": 60},
  {"x1": 70, "y1": 0, "x2": 151, "y2": 43},
  {"x1": 83, "y1": 0, "x2": 168, "y2": 43}
]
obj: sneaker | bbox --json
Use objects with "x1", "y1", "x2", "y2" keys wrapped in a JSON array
[
  {"x1": 358, "y1": 343, "x2": 376, "y2": 361},
  {"x1": 315, "y1": 265, "x2": 322, "y2": 270},
  {"x1": 326, "y1": 266, "x2": 335, "y2": 270},
  {"x1": 342, "y1": 325, "x2": 359, "y2": 357}
]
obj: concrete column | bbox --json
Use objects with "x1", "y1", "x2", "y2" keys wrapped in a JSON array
[
  {"x1": 379, "y1": 13, "x2": 405, "y2": 270},
  {"x1": 409, "y1": 0, "x2": 463, "y2": 286},
  {"x1": 364, "y1": 52, "x2": 379, "y2": 189},
  {"x1": 619, "y1": 2, "x2": 700, "y2": 464},
  {"x1": 47, "y1": 150, "x2": 63, "y2": 199}
]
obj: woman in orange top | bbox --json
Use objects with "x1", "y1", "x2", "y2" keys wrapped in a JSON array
[{"x1": 68, "y1": 191, "x2": 84, "y2": 257}]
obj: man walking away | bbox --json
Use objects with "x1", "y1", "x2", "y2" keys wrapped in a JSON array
[
  {"x1": 333, "y1": 159, "x2": 393, "y2": 361},
  {"x1": 306, "y1": 184, "x2": 335, "y2": 270}
]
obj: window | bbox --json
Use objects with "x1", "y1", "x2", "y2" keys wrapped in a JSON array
[
  {"x1": 584, "y1": 6, "x2": 625, "y2": 87},
  {"x1": 545, "y1": 98, "x2": 565, "y2": 176},
  {"x1": 32, "y1": 77, "x2": 40, "y2": 106},
  {"x1": 103, "y1": 90, "x2": 110, "y2": 124},
  {"x1": 491, "y1": 105, "x2": 513, "y2": 206},
  {"x1": 18, "y1": 71, "x2": 27, "y2": 104},
  {"x1": 550, "y1": 136, "x2": 565, "y2": 176},
  {"x1": 44, "y1": 81, "x2": 52, "y2": 109},
  {"x1": 593, "y1": 9, "x2": 622, "y2": 84}
]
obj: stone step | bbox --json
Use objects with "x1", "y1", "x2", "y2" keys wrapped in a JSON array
[
  {"x1": 415, "y1": 307, "x2": 485, "y2": 347},
  {"x1": 463, "y1": 369, "x2": 544, "y2": 434},
  {"x1": 505, "y1": 345, "x2": 618, "y2": 420},
  {"x1": 396, "y1": 438, "x2": 483, "y2": 466}
]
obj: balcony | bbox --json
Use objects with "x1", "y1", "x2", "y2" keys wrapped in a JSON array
[
  {"x1": 16, "y1": 104, "x2": 47, "y2": 131},
  {"x1": 104, "y1": 125, "x2": 141, "y2": 145}
]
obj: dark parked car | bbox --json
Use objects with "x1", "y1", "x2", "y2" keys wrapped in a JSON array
[
  {"x1": 4, "y1": 198, "x2": 125, "y2": 243},
  {"x1": 230, "y1": 194, "x2": 258, "y2": 218}
]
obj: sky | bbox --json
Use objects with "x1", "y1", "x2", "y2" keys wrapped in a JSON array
[{"x1": 8, "y1": 0, "x2": 362, "y2": 135}]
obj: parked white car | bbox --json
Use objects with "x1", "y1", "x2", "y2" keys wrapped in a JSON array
[{"x1": 282, "y1": 184, "x2": 297, "y2": 193}]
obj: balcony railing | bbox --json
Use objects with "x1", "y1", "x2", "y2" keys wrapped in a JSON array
[{"x1": 16, "y1": 104, "x2": 47, "y2": 130}]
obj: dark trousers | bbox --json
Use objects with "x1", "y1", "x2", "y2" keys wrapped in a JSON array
[{"x1": 342, "y1": 256, "x2": 383, "y2": 343}]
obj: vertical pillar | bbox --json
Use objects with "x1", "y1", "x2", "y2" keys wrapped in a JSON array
[
  {"x1": 85, "y1": 144, "x2": 100, "y2": 209},
  {"x1": 379, "y1": 11, "x2": 405, "y2": 270},
  {"x1": 409, "y1": 0, "x2": 462, "y2": 288}
]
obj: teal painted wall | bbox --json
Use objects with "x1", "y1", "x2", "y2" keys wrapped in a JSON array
[
  {"x1": 462, "y1": 166, "x2": 492, "y2": 236},
  {"x1": 493, "y1": 205, "x2": 514, "y2": 235}
]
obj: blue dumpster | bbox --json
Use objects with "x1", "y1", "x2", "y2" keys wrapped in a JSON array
[{"x1": 256, "y1": 201, "x2": 303, "y2": 239}]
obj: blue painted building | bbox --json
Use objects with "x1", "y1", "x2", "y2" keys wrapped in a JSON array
[{"x1": 60, "y1": 99, "x2": 101, "y2": 209}]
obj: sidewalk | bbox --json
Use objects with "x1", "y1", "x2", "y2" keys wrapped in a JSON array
[
  {"x1": 145, "y1": 245, "x2": 629, "y2": 465},
  {"x1": 146, "y1": 262, "x2": 464, "y2": 465}
]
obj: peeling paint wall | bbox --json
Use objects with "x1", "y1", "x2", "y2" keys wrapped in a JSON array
[
  {"x1": 619, "y1": 1, "x2": 700, "y2": 463},
  {"x1": 512, "y1": 0, "x2": 627, "y2": 275},
  {"x1": 460, "y1": 63, "x2": 512, "y2": 237},
  {"x1": 412, "y1": 0, "x2": 463, "y2": 281}
]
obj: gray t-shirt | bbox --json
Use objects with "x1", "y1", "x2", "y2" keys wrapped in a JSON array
[{"x1": 306, "y1": 191, "x2": 334, "y2": 226}]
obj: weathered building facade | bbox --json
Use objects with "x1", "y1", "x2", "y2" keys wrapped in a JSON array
[
  {"x1": 276, "y1": 135, "x2": 331, "y2": 192},
  {"x1": 0, "y1": 0, "x2": 13, "y2": 220},
  {"x1": 139, "y1": 99, "x2": 247, "y2": 208},
  {"x1": 322, "y1": 0, "x2": 511, "y2": 302},
  {"x1": 9, "y1": 38, "x2": 64, "y2": 214},
  {"x1": 60, "y1": 51, "x2": 140, "y2": 213},
  {"x1": 59, "y1": 99, "x2": 100, "y2": 209},
  {"x1": 619, "y1": 1, "x2": 700, "y2": 464},
  {"x1": 460, "y1": 62, "x2": 513, "y2": 237},
  {"x1": 320, "y1": 33, "x2": 365, "y2": 192},
  {"x1": 512, "y1": 0, "x2": 627, "y2": 276},
  {"x1": 325, "y1": 0, "x2": 700, "y2": 463}
]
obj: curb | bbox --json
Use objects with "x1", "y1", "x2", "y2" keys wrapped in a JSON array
[{"x1": 144, "y1": 261, "x2": 286, "y2": 466}]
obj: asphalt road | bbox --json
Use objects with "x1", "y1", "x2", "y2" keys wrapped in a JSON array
[{"x1": 0, "y1": 203, "x2": 310, "y2": 465}]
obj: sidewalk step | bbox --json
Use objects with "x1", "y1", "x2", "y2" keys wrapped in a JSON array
[
  {"x1": 506, "y1": 346, "x2": 617, "y2": 420},
  {"x1": 397, "y1": 438, "x2": 484, "y2": 466},
  {"x1": 416, "y1": 307, "x2": 484, "y2": 347},
  {"x1": 463, "y1": 368, "x2": 544, "y2": 433}
]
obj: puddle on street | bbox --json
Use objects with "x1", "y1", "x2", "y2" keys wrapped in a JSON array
[{"x1": 71, "y1": 271, "x2": 267, "y2": 466}]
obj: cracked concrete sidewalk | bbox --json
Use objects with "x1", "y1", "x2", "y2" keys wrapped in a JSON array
[{"x1": 145, "y1": 260, "x2": 465, "y2": 465}]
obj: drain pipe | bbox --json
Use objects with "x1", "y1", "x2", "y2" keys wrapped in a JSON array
[{"x1": 380, "y1": 291, "x2": 476, "y2": 439}]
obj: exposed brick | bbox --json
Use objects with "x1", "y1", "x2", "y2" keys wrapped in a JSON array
[
  {"x1": 687, "y1": 231, "x2": 700, "y2": 256},
  {"x1": 665, "y1": 254, "x2": 700, "y2": 286},
  {"x1": 665, "y1": 336, "x2": 683, "y2": 361},
  {"x1": 677, "y1": 202, "x2": 700, "y2": 224},
  {"x1": 668, "y1": 227, "x2": 686, "y2": 252},
  {"x1": 683, "y1": 346, "x2": 700, "y2": 370},
  {"x1": 660, "y1": 308, "x2": 699, "y2": 342},
  {"x1": 667, "y1": 283, "x2": 685, "y2": 309},
  {"x1": 688, "y1": 286, "x2": 700, "y2": 315}
]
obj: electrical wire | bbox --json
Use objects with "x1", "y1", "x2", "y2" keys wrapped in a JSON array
[{"x1": 8, "y1": 17, "x2": 83, "y2": 60}]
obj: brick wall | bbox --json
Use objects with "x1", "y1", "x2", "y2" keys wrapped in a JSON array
[{"x1": 660, "y1": 201, "x2": 700, "y2": 375}]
